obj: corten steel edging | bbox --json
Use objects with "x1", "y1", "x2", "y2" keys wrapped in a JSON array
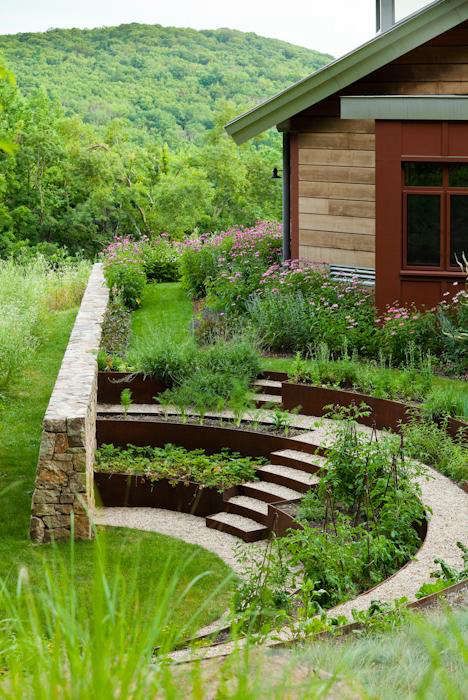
[
  {"x1": 96, "y1": 418, "x2": 325, "y2": 457},
  {"x1": 94, "y1": 472, "x2": 238, "y2": 517},
  {"x1": 282, "y1": 381, "x2": 468, "y2": 439},
  {"x1": 97, "y1": 371, "x2": 169, "y2": 404}
]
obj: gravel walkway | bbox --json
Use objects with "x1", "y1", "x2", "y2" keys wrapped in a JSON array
[
  {"x1": 94, "y1": 408, "x2": 467, "y2": 663},
  {"x1": 94, "y1": 506, "x2": 263, "y2": 574}
]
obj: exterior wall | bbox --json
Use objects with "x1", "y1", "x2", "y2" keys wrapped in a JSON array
[
  {"x1": 375, "y1": 120, "x2": 467, "y2": 311},
  {"x1": 30, "y1": 264, "x2": 109, "y2": 543},
  {"x1": 294, "y1": 118, "x2": 376, "y2": 267},
  {"x1": 286, "y1": 19, "x2": 468, "y2": 269}
]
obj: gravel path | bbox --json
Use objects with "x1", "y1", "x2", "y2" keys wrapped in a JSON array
[
  {"x1": 94, "y1": 506, "x2": 264, "y2": 574},
  {"x1": 94, "y1": 408, "x2": 467, "y2": 663}
]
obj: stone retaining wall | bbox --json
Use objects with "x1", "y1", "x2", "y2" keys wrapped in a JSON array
[{"x1": 30, "y1": 263, "x2": 109, "y2": 543}]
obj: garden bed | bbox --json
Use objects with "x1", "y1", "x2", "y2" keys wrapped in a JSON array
[
  {"x1": 97, "y1": 371, "x2": 169, "y2": 404},
  {"x1": 281, "y1": 380, "x2": 467, "y2": 440},
  {"x1": 95, "y1": 473, "x2": 237, "y2": 516},
  {"x1": 96, "y1": 417, "x2": 322, "y2": 457}
]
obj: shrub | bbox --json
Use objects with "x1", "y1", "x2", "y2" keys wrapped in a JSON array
[
  {"x1": 102, "y1": 235, "x2": 147, "y2": 309},
  {"x1": 129, "y1": 335, "x2": 197, "y2": 384},
  {"x1": 282, "y1": 407, "x2": 425, "y2": 608},
  {"x1": 141, "y1": 236, "x2": 180, "y2": 282},
  {"x1": 401, "y1": 416, "x2": 467, "y2": 484},
  {"x1": 422, "y1": 385, "x2": 468, "y2": 421},
  {"x1": 179, "y1": 221, "x2": 282, "y2": 307}
]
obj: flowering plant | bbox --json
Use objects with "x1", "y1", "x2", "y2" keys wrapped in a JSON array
[{"x1": 101, "y1": 235, "x2": 147, "y2": 309}]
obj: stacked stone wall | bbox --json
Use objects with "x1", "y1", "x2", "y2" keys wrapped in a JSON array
[{"x1": 30, "y1": 264, "x2": 109, "y2": 543}]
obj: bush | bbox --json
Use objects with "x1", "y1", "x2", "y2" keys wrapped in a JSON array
[
  {"x1": 129, "y1": 335, "x2": 197, "y2": 384},
  {"x1": 141, "y1": 237, "x2": 180, "y2": 282},
  {"x1": 401, "y1": 416, "x2": 467, "y2": 484},
  {"x1": 422, "y1": 385, "x2": 468, "y2": 421},
  {"x1": 102, "y1": 235, "x2": 147, "y2": 309},
  {"x1": 100, "y1": 293, "x2": 132, "y2": 357},
  {"x1": 179, "y1": 221, "x2": 282, "y2": 307}
]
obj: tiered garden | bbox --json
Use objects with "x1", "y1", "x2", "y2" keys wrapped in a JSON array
[
  {"x1": 0, "y1": 226, "x2": 466, "y2": 695},
  {"x1": 95, "y1": 221, "x2": 467, "y2": 637}
]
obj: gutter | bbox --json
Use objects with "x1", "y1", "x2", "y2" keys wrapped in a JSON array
[{"x1": 282, "y1": 132, "x2": 291, "y2": 261}]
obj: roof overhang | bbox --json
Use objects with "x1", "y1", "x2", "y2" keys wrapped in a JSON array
[
  {"x1": 226, "y1": 0, "x2": 468, "y2": 144},
  {"x1": 341, "y1": 95, "x2": 468, "y2": 120}
]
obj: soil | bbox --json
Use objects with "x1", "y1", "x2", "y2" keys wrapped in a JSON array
[{"x1": 96, "y1": 413, "x2": 307, "y2": 438}]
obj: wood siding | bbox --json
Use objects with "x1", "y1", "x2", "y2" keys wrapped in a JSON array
[
  {"x1": 296, "y1": 119, "x2": 376, "y2": 268},
  {"x1": 288, "y1": 20, "x2": 468, "y2": 270}
]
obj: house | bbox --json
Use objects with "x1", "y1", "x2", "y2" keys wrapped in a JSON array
[{"x1": 226, "y1": 0, "x2": 468, "y2": 311}]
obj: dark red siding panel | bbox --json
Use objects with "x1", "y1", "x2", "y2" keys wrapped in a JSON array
[
  {"x1": 448, "y1": 123, "x2": 468, "y2": 156},
  {"x1": 401, "y1": 122, "x2": 443, "y2": 157},
  {"x1": 375, "y1": 121, "x2": 402, "y2": 311},
  {"x1": 376, "y1": 120, "x2": 467, "y2": 311}
]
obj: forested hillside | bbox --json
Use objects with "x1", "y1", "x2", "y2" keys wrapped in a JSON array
[
  {"x1": 0, "y1": 24, "x2": 331, "y2": 256},
  {"x1": 0, "y1": 24, "x2": 331, "y2": 145}
]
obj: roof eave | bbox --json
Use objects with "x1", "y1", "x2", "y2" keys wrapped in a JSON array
[{"x1": 226, "y1": 0, "x2": 468, "y2": 144}]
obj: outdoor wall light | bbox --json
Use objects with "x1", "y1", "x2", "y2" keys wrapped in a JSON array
[{"x1": 272, "y1": 167, "x2": 282, "y2": 179}]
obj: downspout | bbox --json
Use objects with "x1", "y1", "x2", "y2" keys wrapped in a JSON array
[{"x1": 282, "y1": 132, "x2": 291, "y2": 261}]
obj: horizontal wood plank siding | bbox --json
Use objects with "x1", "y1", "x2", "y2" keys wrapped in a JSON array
[
  {"x1": 297, "y1": 116, "x2": 376, "y2": 268},
  {"x1": 291, "y1": 21, "x2": 468, "y2": 270}
]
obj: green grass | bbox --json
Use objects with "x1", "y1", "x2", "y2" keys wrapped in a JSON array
[
  {"x1": 0, "y1": 305, "x2": 233, "y2": 636},
  {"x1": 128, "y1": 282, "x2": 193, "y2": 350}
]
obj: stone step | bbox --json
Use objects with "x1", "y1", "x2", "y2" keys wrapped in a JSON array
[
  {"x1": 256, "y1": 463, "x2": 319, "y2": 493},
  {"x1": 270, "y1": 449, "x2": 326, "y2": 474},
  {"x1": 253, "y1": 379, "x2": 282, "y2": 396},
  {"x1": 254, "y1": 393, "x2": 283, "y2": 408},
  {"x1": 224, "y1": 495, "x2": 270, "y2": 525},
  {"x1": 205, "y1": 512, "x2": 269, "y2": 542},
  {"x1": 241, "y1": 480, "x2": 303, "y2": 504}
]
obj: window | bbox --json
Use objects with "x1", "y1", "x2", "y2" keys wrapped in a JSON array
[{"x1": 403, "y1": 162, "x2": 468, "y2": 270}]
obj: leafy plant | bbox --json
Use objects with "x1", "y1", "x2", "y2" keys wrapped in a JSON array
[
  {"x1": 120, "y1": 388, "x2": 133, "y2": 418},
  {"x1": 401, "y1": 416, "x2": 467, "y2": 484},
  {"x1": 96, "y1": 443, "x2": 263, "y2": 490},
  {"x1": 416, "y1": 542, "x2": 468, "y2": 599}
]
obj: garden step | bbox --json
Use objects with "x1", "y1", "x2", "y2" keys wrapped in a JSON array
[
  {"x1": 270, "y1": 449, "x2": 326, "y2": 475},
  {"x1": 253, "y1": 379, "x2": 282, "y2": 396},
  {"x1": 256, "y1": 464, "x2": 319, "y2": 493},
  {"x1": 224, "y1": 495, "x2": 270, "y2": 525},
  {"x1": 254, "y1": 393, "x2": 283, "y2": 407},
  {"x1": 205, "y1": 512, "x2": 269, "y2": 542},
  {"x1": 241, "y1": 480, "x2": 303, "y2": 504}
]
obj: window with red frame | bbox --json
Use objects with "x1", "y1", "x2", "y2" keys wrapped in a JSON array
[{"x1": 402, "y1": 163, "x2": 468, "y2": 270}]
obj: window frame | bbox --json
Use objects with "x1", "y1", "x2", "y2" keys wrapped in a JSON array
[{"x1": 402, "y1": 162, "x2": 468, "y2": 272}]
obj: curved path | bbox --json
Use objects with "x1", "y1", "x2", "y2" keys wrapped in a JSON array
[
  {"x1": 94, "y1": 406, "x2": 467, "y2": 661},
  {"x1": 95, "y1": 506, "x2": 265, "y2": 574}
]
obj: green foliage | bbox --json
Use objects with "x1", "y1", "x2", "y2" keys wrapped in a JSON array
[
  {"x1": 0, "y1": 24, "x2": 331, "y2": 145},
  {"x1": 141, "y1": 236, "x2": 180, "y2": 282},
  {"x1": 422, "y1": 385, "x2": 468, "y2": 421},
  {"x1": 416, "y1": 542, "x2": 468, "y2": 598},
  {"x1": 0, "y1": 257, "x2": 88, "y2": 392},
  {"x1": 180, "y1": 221, "x2": 282, "y2": 308},
  {"x1": 102, "y1": 236, "x2": 147, "y2": 309},
  {"x1": 120, "y1": 388, "x2": 133, "y2": 417},
  {"x1": 286, "y1": 408, "x2": 425, "y2": 608},
  {"x1": 401, "y1": 416, "x2": 468, "y2": 484},
  {"x1": 247, "y1": 264, "x2": 377, "y2": 357},
  {"x1": 96, "y1": 443, "x2": 263, "y2": 490},
  {"x1": 100, "y1": 293, "x2": 132, "y2": 357}
]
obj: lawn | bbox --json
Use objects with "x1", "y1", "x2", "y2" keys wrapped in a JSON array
[
  {"x1": 0, "y1": 303, "x2": 233, "y2": 637},
  {"x1": 128, "y1": 281, "x2": 193, "y2": 349}
]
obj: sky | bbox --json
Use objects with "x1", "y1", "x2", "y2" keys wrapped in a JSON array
[{"x1": 0, "y1": 0, "x2": 434, "y2": 56}]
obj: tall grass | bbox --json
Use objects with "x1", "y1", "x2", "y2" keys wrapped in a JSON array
[
  {"x1": 0, "y1": 257, "x2": 89, "y2": 391},
  {"x1": 0, "y1": 525, "x2": 232, "y2": 698}
]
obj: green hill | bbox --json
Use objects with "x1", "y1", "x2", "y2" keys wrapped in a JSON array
[{"x1": 0, "y1": 23, "x2": 332, "y2": 143}]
